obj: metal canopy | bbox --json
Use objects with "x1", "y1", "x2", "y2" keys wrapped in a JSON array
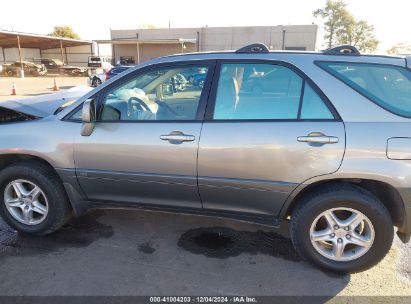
[{"x1": 0, "y1": 30, "x2": 92, "y2": 49}]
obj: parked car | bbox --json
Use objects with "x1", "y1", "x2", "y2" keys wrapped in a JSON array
[
  {"x1": 0, "y1": 44, "x2": 410, "y2": 273},
  {"x1": 4, "y1": 61, "x2": 47, "y2": 76},
  {"x1": 87, "y1": 56, "x2": 112, "y2": 70},
  {"x1": 0, "y1": 64, "x2": 3, "y2": 75},
  {"x1": 180, "y1": 67, "x2": 208, "y2": 84},
  {"x1": 32, "y1": 58, "x2": 87, "y2": 76},
  {"x1": 192, "y1": 73, "x2": 207, "y2": 88},
  {"x1": 88, "y1": 66, "x2": 132, "y2": 87}
]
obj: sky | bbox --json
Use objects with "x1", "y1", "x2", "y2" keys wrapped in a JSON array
[{"x1": 1, "y1": 0, "x2": 410, "y2": 54}]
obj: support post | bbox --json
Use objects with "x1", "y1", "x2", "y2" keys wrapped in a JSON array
[
  {"x1": 2, "y1": 46, "x2": 7, "y2": 64},
  {"x1": 136, "y1": 42, "x2": 140, "y2": 64},
  {"x1": 60, "y1": 40, "x2": 64, "y2": 64},
  {"x1": 282, "y1": 29, "x2": 286, "y2": 50},
  {"x1": 112, "y1": 44, "x2": 116, "y2": 66},
  {"x1": 16, "y1": 35, "x2": 24, "y2": 78},
  {"x1": 64, "y1": 47, "x2": 68, "y2": 64},
  {"x1": 196, "y1": 31, "x2": 200, "y2": 52}
]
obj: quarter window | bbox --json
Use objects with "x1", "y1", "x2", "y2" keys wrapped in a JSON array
[
  {"x1": 300, "y1": 84, "x2": 334, "y2": 119},
  {"x1": 317, "y1": 62, "x2": 411, "y2": 118},
  {"x1": 100, "y1": 65, "x2": 209, "y2": 121},
  {"x1": 213, "y1": 63, "x2": 333, "y2": 120}
]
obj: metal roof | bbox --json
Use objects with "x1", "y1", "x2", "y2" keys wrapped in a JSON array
[{"x1": 0, "y1": 29, "x2": 92, "y2": 49}]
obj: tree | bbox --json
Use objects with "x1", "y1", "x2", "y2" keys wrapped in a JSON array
[
  {"x1": 387, "y1": 43, "x2": 411, "y2": 55},
  {"x1": 313, "y1": 0, "x2": 351, "y2": 48},
  {"x1": 337, "y1": 20, "x2": 379, "y2": 53},
  {"x1": 48, "y1": 26, "x2": 80, "y2": 40},
  {"x1": 313, "y1": 0, "x2": 379, "y2": 53}
]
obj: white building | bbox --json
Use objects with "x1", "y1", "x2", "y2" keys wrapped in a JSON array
[{"x1": 96, "y1": 25, "x2": 318, "y2": 65}]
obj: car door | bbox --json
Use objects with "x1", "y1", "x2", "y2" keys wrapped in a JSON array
[
  {"x1": 198, "y1": 61, "x2": 345, "y2": 217},
  {"x1": 74, "y1": 61, "x2": 215, "y2": 209}
]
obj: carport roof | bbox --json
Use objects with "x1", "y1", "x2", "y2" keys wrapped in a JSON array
[{"x1": 0, "y1": 29, "x2": 92, "y2": 49}]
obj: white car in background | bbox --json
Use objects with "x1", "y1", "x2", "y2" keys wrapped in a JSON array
[
  {"x1": 88, "y1": 66, "x2": 132, "y2": 87},
  {"x1": 87, "y1": 56, "x2": 112, "y2": 70}
]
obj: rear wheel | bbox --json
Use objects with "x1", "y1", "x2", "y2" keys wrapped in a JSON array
[
  {"x1": 0, "y1": 161, "x2": 72, "y2": 235},
  {"x1": 290, "y1": 185, "x2": 393, "y2": 272}
]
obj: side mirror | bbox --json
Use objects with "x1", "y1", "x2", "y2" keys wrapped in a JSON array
[{"x1": 81, "y1": 99, "x2": 96, "y2": 136}]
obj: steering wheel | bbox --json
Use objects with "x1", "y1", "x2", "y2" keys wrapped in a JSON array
[{"x1": 127, "y1": 97, "x2": 152, "y2": 118}]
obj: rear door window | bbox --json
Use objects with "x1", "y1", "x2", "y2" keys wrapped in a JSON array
[
  {"x1": 317, "y1": 62, "x2": 411, "y2": 117},
  {"x1": 212, "y1": 63, "x2": 335, "y2": 120}
]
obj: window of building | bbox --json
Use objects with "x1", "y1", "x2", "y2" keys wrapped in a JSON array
[{"x1": 119, "y1": 56, "x2": 135, "y2": 65}]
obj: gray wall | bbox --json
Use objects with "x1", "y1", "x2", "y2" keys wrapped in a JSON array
[
  {"x1": 1, "y1": 47, "x2": 40, "y2": 63},
  {"x1": 42, "y1": 45, "x2": 94, "y2": 67}
]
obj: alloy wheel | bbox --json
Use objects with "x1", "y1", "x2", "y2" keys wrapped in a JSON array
[
  {"x1": 3, "y1": 179, "x2": 49, "y2": 225},
  {"x1": 309, "y1": 207, "x2": 375, "y2": 261}
]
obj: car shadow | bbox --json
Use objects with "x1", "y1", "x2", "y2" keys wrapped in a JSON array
[{"x1": 0, "y1": 209, "x2": 350, "y2": 297}]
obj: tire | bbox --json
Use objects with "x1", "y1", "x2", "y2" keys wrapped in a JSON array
[
  {"x1": 290, "y1": 184, "x2": 393, "y2": 273},
  {"x1": 0, "y1": 161, "x2": 72, "y2": 235}
]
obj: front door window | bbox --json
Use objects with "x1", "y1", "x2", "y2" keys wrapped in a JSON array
[{"x1": 100, "y1": 66, "x2": 210, "y2": 121}]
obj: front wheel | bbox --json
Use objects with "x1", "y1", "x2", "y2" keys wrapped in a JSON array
[
  {"x1": 0, "y1": 161, "x2": 72, "y2": 235},
  {"x1": 290, "y1": 185, "x2": 393, "y2": 273}
]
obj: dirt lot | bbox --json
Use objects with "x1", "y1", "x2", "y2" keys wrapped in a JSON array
[
  {"x1": 0, "y1": 209, "x2": 410, "y2": 298},
  {"x1": 0, "y1": 76, "x2": 88, "y2": 102}
]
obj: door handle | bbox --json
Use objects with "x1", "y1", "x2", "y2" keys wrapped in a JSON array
[
  {"x1": 160, "y1": 131, "x2": 195, "y2": 143},
  {"x1": 297, "y1": 134, "x2": 339, "y2": 144}
]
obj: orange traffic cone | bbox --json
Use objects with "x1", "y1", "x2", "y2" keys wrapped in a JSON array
[
  {"x1": 11, "y1": 82, "x2": 17, "y2": 95},
  {"x1": 53, "y1": 78, "x2": 60, "y2": 91}
]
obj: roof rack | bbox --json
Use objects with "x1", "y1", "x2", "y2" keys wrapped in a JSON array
[
  {"x1": 323, "y1": 45, "x2": 361, "y2": 56},
  {"x1": 236, "y1": 43, "x2": 269, "y2": 54}
]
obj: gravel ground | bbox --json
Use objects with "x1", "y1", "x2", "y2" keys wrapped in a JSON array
[{"x1": 0, "y1": 209, "x2": 409, "y2": 297}]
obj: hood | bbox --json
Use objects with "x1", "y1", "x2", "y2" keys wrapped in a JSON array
[{"x1": 0, "y1": 85, "x2": 92, "y2": 117}]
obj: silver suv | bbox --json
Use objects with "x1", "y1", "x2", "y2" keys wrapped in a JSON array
[{"x1": 0, "y1": 44, "x2": 410, "y2": 272}]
